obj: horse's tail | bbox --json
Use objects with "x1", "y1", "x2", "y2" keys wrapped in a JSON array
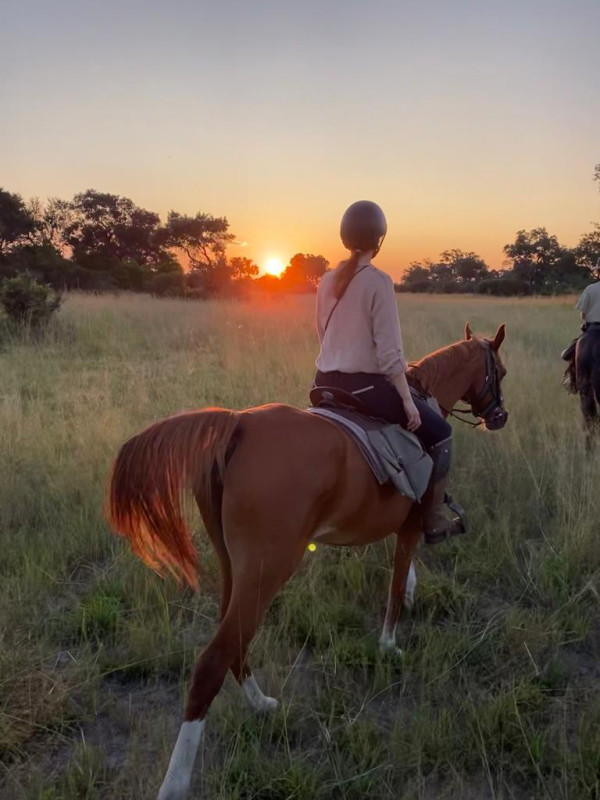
[{"x1": 107, "y1": 409, "x2": 240, "y2": 589}]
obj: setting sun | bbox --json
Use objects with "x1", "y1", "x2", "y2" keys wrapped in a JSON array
[{"x1": 264, "y1": 257, "x2": 285, "y2": 277}]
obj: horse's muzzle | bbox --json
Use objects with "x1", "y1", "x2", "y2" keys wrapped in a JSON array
[{"x1": 484, "y1": 407, "x2": 509, "y2": 431}]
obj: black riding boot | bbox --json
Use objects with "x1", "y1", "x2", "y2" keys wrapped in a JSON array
[
  {"x1": 421, "y1": 438, "x2": 466, "y2": 545},
  {"x1": 561, "y1": 338, "x2": 579, "y2": 361},
  {"x1": 561, "y1": 337, "x2": 580, "y2": 394}
]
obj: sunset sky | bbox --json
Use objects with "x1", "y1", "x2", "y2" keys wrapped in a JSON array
[{"x1": 2, "y1": 0, "x2": 599, "y2": 279}]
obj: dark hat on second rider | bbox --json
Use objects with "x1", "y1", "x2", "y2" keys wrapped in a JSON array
[{"x1": 340, "y1": 201, "x2": 387, "y2": 253}]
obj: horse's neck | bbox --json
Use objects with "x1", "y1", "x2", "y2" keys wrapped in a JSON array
[{"x1": 409, "y1": 341, "x2": 474, "y2": 411}]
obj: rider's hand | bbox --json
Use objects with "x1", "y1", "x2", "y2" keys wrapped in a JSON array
[{"x1": 403, "y1": 398, "x2": 422, "y2": 432}]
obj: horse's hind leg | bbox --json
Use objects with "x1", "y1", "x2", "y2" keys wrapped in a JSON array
[
  {"x1": 196, "y1": 489, "x2": 277, "y2": 713},
  {"x1": 224, "y1": 534, "x2": 306, "y2": 713},
  {"x1": 157, "y1": 542, "x2": 303, "y2": 800}
]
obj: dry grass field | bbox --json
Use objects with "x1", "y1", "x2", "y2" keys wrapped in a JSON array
[{"x1": 1, "y1": 292, "x2": 599, "y2": 799}]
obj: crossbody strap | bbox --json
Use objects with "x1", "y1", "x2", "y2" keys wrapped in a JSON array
[{"x1": 323, "y1": 264, "x2": 369, "y2": 334}]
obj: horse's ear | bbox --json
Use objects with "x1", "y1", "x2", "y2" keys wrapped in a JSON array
[
  {"x1": 465, "y1": 322, "x2": 473, "y2": 340},
  {"x1": 491, "y1": 323, "x2": 506, "y2": 351}
]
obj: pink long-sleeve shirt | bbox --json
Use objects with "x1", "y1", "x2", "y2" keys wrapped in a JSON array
[{"x1": 315, "y1": 264, "x2": 407, "y2": 377}]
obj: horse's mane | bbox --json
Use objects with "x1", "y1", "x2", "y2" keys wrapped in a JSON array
[{"x1": 408, "y1": 339, "x2": 475, "y2": 391}]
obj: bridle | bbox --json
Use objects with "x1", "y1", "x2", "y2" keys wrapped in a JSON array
[{"x1": 443, "y1": 343, "x2": 507, "y2": 430}]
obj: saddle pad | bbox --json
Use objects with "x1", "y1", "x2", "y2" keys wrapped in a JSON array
[{"x1": 307, "y1": 407, "x2": 433, "y2": 501}]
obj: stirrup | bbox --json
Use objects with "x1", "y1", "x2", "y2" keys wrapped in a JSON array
[
  {"x1": 423, "y1": 494, "x2": 467, "y2": 545},
  {"x1": 445, "y1": 493, "x2": 467, "y2": 533}
]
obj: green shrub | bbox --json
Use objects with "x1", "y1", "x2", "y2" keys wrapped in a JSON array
[
  {"x1": 149, "y1": 269, "x2": 185, "y2": 297},
  {"x1": 0, "y1": 271, "x2": 62, "y2": 326},
  {"x1": 477, "y1": 277, "x2": 533, "y2": 296}
]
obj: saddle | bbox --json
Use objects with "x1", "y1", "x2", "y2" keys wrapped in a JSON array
[
  {"x1": 561, "y1": 339, "x2": 578, "y2": 362},
  {"x1": 561, "y1": 326, "x2": 600, "y2": 394},
  {"x1": 308, "y1": 386, "x2": 434, "y2": 501}
]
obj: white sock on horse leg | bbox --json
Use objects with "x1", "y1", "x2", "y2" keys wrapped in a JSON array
[
  {"x1": 242, "y1": 675, "x2": 279, "y2": 712},
  {"x1": 380, "y1": 560, "x2": 418, "y2": 654},
  {"x1": 378, "y1": 621, "x2": 399, "y2": 652},
  {"x1": 404, "y1": 561, "x2": 417, "y2": 610},
  {"x1": 157, "y1": 720, "x2": 204, "y2": 800}
]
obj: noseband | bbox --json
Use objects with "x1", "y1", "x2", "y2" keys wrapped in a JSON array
[{"x1": 466, "y1": 344, "x2": 504, "y2": 419}]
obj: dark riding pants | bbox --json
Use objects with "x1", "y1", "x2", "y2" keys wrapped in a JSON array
[{"x1": 313, "y1": 370, "x2": 451, "y2": 450}]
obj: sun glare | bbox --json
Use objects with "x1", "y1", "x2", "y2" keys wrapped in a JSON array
[{"x1": 264, "y1": 257, "x2": 285, "y2": 277}]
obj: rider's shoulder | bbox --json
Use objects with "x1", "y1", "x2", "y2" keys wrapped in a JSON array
[
  {"x1": 579, "y1": 282, "x2": 600, "y2": 301},
  {"x1": 366, "y1": 264, "x2": 394, "y2": 288}
]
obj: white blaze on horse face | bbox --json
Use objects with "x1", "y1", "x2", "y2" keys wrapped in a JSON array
[
  {"x1": 242, "y1": 675, "x2": 279, "y2": 712},
  {"x1": 157, "y1": 720, "x2": 204, "y2": 800}
]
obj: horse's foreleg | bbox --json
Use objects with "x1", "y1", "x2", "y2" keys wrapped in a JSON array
[
  {"x1": 379, "y1": 530, "x2": 420, "y2": 655},
  {"x1": 404, "y1": 560, "x2": 417, "y2": 611}
]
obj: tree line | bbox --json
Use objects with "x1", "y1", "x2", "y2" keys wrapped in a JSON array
[
  {"x1": 397, "y1": 165, "x2": 600, "y2": 295},
  {"x1": 396, "y1": 226, "x2": 600, "y2": 296},
  {"x1": 0, "y1": 188, "x2": 328, "y2": 297},
  {"x1": 1, "y1": 166, "x2": 599, "y2": 298}
]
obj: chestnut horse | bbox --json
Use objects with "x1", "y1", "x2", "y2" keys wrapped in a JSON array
[{"x1": 107, "y1": 322, "x2": 507, "y2": 800}]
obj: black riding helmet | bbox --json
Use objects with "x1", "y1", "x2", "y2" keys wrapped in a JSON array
[{"x1": 340, "y1": 200, "x2": 387, "y2": 254}]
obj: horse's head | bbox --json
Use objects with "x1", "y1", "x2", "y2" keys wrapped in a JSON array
[{"x1": 462, "y1": 322, "x2": 508, "y2": 431}]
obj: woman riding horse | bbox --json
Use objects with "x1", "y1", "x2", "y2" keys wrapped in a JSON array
[
  {"x1": 108, "y1": 207, "x2": 508, "y2": 799},
  {"x1": 562, "y1": 259, "x2": 600, "y2": 442},
  {"x1": 313, "y1": 200, "x2": 464, "y2": 543}
]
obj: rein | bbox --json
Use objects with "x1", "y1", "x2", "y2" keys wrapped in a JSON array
[{"x1": 442, "y1": 406, "x2": 484, "y2": 427}]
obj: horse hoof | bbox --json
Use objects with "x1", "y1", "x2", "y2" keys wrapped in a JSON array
[
  {"x1": 256, "y1": 696, "x2": 279, "y2": 713},
  {"x1": 157, "y1": 774, "x2": 191, "y2": 800},
  {"x1": 379, "y1": 641, "x2": 404, "y2": 659}
]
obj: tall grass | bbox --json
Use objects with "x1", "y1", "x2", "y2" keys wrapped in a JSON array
[{"x1": 1, "y1": 292, "x2": 598, "y2": 799}]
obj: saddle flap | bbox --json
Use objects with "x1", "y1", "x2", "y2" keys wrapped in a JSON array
[
  {"x1": 306, "y1": 406, "x2": 433, "y2": 501},
  {"x1": 366, "y1": 426, "x2": 433, "y2": 500}
]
